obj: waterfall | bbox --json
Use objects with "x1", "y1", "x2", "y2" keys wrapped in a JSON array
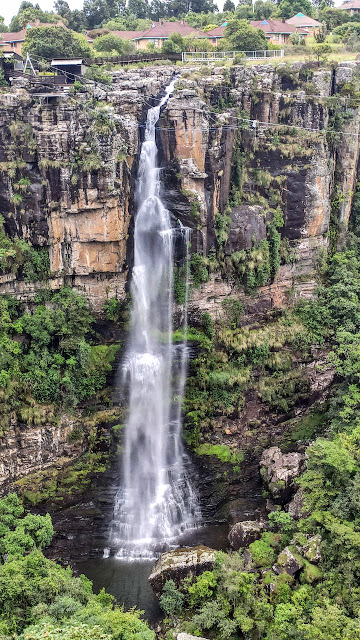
[{"x1": 108, "y1": 79, "x2": 199, "y2": 561}]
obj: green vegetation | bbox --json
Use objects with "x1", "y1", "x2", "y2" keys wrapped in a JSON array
[
  {"x1": 167, "y1": 181, "x2": 360, "y2": 640},
  {"x1": 183, "y1": 306, "x2": 305, "y2": 448},
  {"x1": 93, "y1": 33, "x2": 135, "y2": 55},
  {"x1": 0, "y1": 217, "x2": 50, "y2": 281},
  {"x1": 0, "y1": 493, "x2": 153, "y2": 639},
  {"x1": 0, "y1": 288, "x2": 119, "y2": 422},
  {"x1": 195, "y1": 443, "x2": 244, "y2": 466},
  {"x1": 224, "y1": 18, "x2": 268, "y2": 51},
  {"x1": 23, "y1": 26, "x2": 91, "y2": 61}
]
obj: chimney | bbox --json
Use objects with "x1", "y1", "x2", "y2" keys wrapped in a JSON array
[
  {"x1": 160, "y1": 18, "x2": 164, "y2": 25},
  {"x1": 282, "y1": 17, "x2": 286, "y2": 22}
]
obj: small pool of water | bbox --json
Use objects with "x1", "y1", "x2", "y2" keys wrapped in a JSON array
[
  {"x1": 75, "y1": 558, "x2": 162, "y2": 623},
  {"x1": 74, "y1": 524, "x2": 229, "y2": 623}
]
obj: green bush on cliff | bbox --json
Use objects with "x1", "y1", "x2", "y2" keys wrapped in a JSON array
[
  {"x1": 190, "y1": 253, "x2": 209, "y2": 287},
  {"x1": 0, "y1": 287, "x2": 119, "y2": 411},
  {"x1": 0, "y1": 217, "x2": 50, "y2": 281},
  {"x1": 159, "y1": 580, "x2": 184, "y2": 617}
]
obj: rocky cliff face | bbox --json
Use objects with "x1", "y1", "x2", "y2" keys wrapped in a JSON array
[
  {"x1": 159, "y1": 61, "x2": 360, "y2": 319},
  {"x1": 0, "y1": 60, "x2": 359, "y2": 526},
  {"x1": 0, "y1": 66, "x2": 174, "y2": 310}
]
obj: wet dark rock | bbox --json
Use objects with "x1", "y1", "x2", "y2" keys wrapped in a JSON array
[
  {"x1": 260, "y1": 447, "x2": 305, "y2": 502},
  {"x1": 225, "y1": 205, "x2": 266, "y2": 254},
  {"x1": 228, "y1": 520, "x2": 265, "y2": 550}
]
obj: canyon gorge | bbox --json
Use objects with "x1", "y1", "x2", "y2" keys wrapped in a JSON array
[{"x1": 1, "y1": 57, "x2": 360, "y2": 638}]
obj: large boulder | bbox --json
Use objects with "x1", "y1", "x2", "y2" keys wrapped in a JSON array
[
  {"x1": 260, "y1": 447, "x2": 305, "y2": 502},
  {"x1": 286, "y1": 488, "x2": 306, "y2": 519},
  {"x1": 302, "y1": 535, "x2": 322, "y2": 564},
  {"x1": 148, "y1": 546, "x2": 216, "y2": 595},
  {"x1": 228, "y1": 520, "x2": 265, "y2": 550},
  {"x1": 177, "y1": 635, "x2": 209, "y2": 640},
  {"x1": 273, "y1": 546, "x2": 304, "y2": 577}
]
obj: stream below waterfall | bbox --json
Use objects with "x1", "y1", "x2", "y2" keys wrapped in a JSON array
[{"x1": 74, "y1": 524, "x2": 229, "y2": 622}]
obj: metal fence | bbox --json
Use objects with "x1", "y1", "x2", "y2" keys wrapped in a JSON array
[
  {"x1": 181, "y1": 49, "x2": 284, "y2": 63},
  {"x1": 85, "y1": 52, "x2": 182, "y2": 65}
]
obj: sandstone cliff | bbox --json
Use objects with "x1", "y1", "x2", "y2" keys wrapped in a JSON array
[
  {"x1": 0, "y1": 66, "x2": 174, "y2": 310},
  {"x1": 0, "y1": 60, "x2": 359, "y2": 522}
]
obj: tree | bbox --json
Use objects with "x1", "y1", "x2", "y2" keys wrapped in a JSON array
[
  {"x1": 253, "y1": 0, "x2": 273, "y2": 20},
  {"x1": 234, "y1": 4, "x2": 254, "y2": 19},
  {"x1": 0, "y1": 16, "x2": 9, "y2": 32},
  {"x1": 319, "y1": 7, "x2": 348, "y2": 30},
  {"x1": 128, "y1": 0, "x2": 148, "y2": 18},
  {"x1": 22, "y1": 26, "x2": 91, "y2": 59},
  {"x1": 183, "y1": 34, "x2": 214, "y2": 49},
  {"x1": 314, "y1": 26, "x2": 327, "y2": 42},
  {"x1": 10, "y1": 5, "x2": 63, "y2": 31},
  {"x1": 167, "y1": 0, "x2": 190, "y2": 16},
  {"x1": 148, "y1": 0, "x2": 166, "y2": 19},
  {"x1": 311, "y1": 42, "x2": 332, "y2": 65},
  {"x1": 225, "y1": 18, "x2": 268, "y2": 50},
  {"x1": 223, "y1": 0, "x2": 235, "y2": 10},
  {"x1": 160, "y1": 580, "x2": 184, "y2": 618},
  {"x1": 83, "y1": 0, "x2": 126, "y2": 29},
  {"x1": 67, "y1": 10, "x2": 87, "y2": 32},
  {"x1": 54, "y1": 0, "x2": 71, "y2": 19},
  {"x1": 162, "y1": 32, "x2": 184, "y2": 52},
  {"x1": 9, "y1": 1, "x2": 34, "y2": 31},
  {"x1": 273, "y1": 0, "x2": 313, "y2": 19},
  {"x1": 190, "y1": 0, "x2": 217, "y2": 11},
  {"x1": 92, "y1": 32, "x2": 135, "y2": 54}
]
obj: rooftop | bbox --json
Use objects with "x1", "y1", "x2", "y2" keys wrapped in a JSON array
[
  {"x1": 111, "y1": 30, "x2": 145, "y2": 39},
  {"x1": 0, "y1": 21, "x2": 67, "y2": 44},
  {"x1": 51, "y1": 58, "x2": 86, "y2": 65},
  {"x1": 135, "y1": 21, "x2": 208, "y2": 39},
  {"x1": 286, "y1": 12, "x2": 322, "y2": 26},
  {"x1": 206, "y1": 25, "x2": 225, "y2": 37},
  {"x1": 339, "y1": 0, "x2": 360, "y2": 8},
  {"x1": 250, "y1": 19, "x2": 299, "y2": 34}
]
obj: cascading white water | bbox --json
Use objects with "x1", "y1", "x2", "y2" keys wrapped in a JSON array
[{"x1": 108, "y1": 79, "x2": 199, "y2": 561}]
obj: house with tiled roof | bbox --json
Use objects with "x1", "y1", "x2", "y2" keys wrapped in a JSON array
[
  {"x1": 0, "y1": 20, "x2": 67, "y2": 56},
  {"x1": 339, "y1": 0, "x2": 360, "y2": 14},
  {"x1": 206, "y1": 23, "x2": 227, "y2": 46},
  {"x1": 250, "y1": 18, "x2": 307, "y2": 45},
  {"x1": 286, "y1": 12, "x2": 322, "y2": 33},
  {"x1": 133, "y1": 20, "x2": 208, "y2": 50}
]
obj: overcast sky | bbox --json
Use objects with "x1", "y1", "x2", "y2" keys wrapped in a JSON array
[{"x1": 1, "y1": 0, "x2": 342, "y2": 28}]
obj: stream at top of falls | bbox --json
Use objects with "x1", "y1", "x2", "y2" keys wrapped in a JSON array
[{"x1": 107, "y1": 77, "x2": 201, "y2": 562}]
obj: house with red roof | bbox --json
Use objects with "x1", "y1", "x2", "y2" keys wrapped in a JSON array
[
  {"x1": 286, "y1": 12, "x2": 322, "y2": 34},
  {"x1": 206, "y1": 23, "x2": 227, "y2": 46},
  {"x1": 0, "y1": 20, "x2": 67, "y2": 56},
  {"x1": 206, "y1": 18, "x2": 308, "y2": 47},
  {"x1": 133, "y1": 20, "x2": 208, "y2": 50},
  {"x1": 250, "y1": 18, "x2": 307, "y2": 45},
  {"x1": 339, "y1": 0, "x2": 360, "y2": 14}
]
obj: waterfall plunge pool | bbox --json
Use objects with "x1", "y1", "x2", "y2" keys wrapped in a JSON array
[{"x1": 74, "y1": 523, "x2": 229, "y2": 623}]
